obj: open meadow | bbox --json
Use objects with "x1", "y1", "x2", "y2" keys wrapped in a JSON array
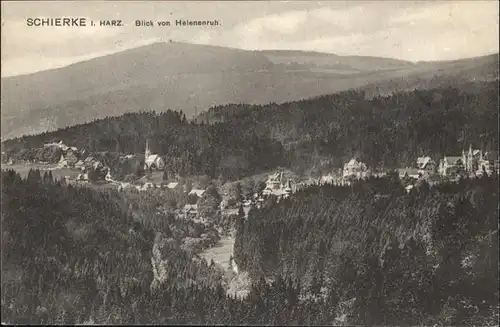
[{"x1": 6, "y1": 163, "x2": 81, "y2": 180}]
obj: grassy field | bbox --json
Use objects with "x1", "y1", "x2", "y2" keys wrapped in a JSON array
[{"x1": 5, "y1": 163, "x2": 81, "y2": 180}]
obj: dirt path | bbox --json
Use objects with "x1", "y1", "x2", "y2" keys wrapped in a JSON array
[
  {"x1": 198, "y1": 230, "x2": 251, "y2": 299},
  {"x1": 198, "y1": 210, "x2": 252, "y2": 298},
  {"x1": 199, "y1": 234, "x2": 235, "y2": 271},
  {"x1": 199, "y1": 206, "x2": 249, "y2": 271}
]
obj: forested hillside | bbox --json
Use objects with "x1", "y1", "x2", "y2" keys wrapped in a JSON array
[
  {"x1": 200, "y1": 81, "x2": 498, "y2": 171},
  {"x1": 234, "y1": 175, "x2": 499, "y2": 325},
  {"x1": 4, "y1": 81, "x2": 497, "y2": 180},
  {"x1": 2, "y1": 40, "x2": 496, "y2": 139},
  {"x1": 3, "y1": 170, "x2": 498, "y2": 325},
  {"x1": 0, "y1": 170, "x2": 338, "y2": 325},
  {"x1": 3, "y1": 111, "x2": 285, "y2": 181}
]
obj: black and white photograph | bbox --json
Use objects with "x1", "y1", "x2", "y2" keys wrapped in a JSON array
[{"x1": 1, "y1": 1, "x2": 499, "y2": 325}]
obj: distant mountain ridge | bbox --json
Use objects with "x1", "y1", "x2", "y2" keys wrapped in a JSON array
[{"x1": 1, "y1": 41, "x2": 498, "y2": 139}]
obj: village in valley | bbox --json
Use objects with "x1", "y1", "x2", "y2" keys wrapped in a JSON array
[
  {"x1": 2, "y1": 0, "x2": 500, "y2": 324},
  {"x1": 3, "y1": 137, "x2": 498, "y2": 226}
]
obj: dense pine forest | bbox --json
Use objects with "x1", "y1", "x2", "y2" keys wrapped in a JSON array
[
  {"x1": 234, "y1": 174, "x2": 499, "y2": 325},
  {"x1": 2, "y1": 80, "x2": 498, "y2": 325},
  {"x1": 3, "y1": 81, "x2": 498, "y2": 179},
  {"x1": 201, "y1": 81, "x2": 498, "y2": 172},
  {"x1": 1, "y1": 170, "x2": 335, "y2": 325},
  {"x1": 2, "y1": 170, "x2": 498, "y2": 325}
]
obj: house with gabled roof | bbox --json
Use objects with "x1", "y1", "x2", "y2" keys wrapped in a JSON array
[
  {"x1": 184, "y1": 204, "x2": 198, "y2": 219},
  {"x1": 75, "y1": 160, "x2": 85, "y2": 170},
  {"x1": 477, "y1": 150, "x2": 499, "y2": 176},
  {"x1": 263, "y1": 171, "x2": 283, "y2": 195},
  {"x1": 58, "y1": 150, "x2": 78, "y2": 168},
  {"x1": 343, "y1": 158, "x2": 369, "y2": 179},
  {"x1": 398, "y1": 167, "x2": 421, "y2": 180},
  {"x1": 262, "y1": 170, "x2": 296, "y2": 198},
  {"x1": 416, "y1": 156, "x2": 437, "y2": 176},
  {"x1": 83, "y1": 155, "x2": 96, "y2": 166},
  {"x1": 168, "y1": 182, "x2": 179, "y2": 189},
  {"x1": 439, "y1": 156, "x2": 465, "y2": 177},
  {"x1": 189, "y1": 189, "x2": 206, "y2": 197}
]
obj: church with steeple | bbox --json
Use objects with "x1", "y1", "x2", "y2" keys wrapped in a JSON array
[
  {"x1": 462, "y1": 144, "x2": 484, "y2": 173},
  {"x1": 144, "y1": 140, "x2": 165, "y2": 171},
  {"x1": 439, "y1": 144, "x2": 497, "y2": 177}
]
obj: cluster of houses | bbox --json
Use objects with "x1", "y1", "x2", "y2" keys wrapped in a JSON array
[
  {"x1": 27, "y1": 140, "x2": 500, "y2": 196},
  {"x1": 47, "y1": 141, "x2": 96, "y2": 170},
  {"x1": 181, "y1": 173, "x2": 300, "y2": 224},
  {"x1": 182, "y1": 188, "x2": 251, "y2": 226},
  {"x1": 262, "y1": 171, "x2": 295, "y2": 199},
  {"x1": 44, "y1": 141, "x2": 500, "y2": 226},
  {"x1": 51, "y1": 139, "x2": 165, "y2": 185},
  {"x1": 44, "y1": 141, "x2": 78, "y2": 153},
  {"x1": 439, "y1": 146, "x2": 497, "y2": 177},
  {"x1": 253, "y1": 145, "x2": 499, "y2": 200},
  {"x1": 54, "y1": 146, "x2": 112, "y2": 183},
  {"x1": 396, "y1": 145, "x2": 498, "y2": 181},
  {"x1": 182, "y1": 188, "x2": 208, "y2": 220},
  {"x1": 335, "y1": 145, "x2": 498, "y2": 184},
  {"x1": 1, "y1": 151, "x2": 14, "y2": 165}
]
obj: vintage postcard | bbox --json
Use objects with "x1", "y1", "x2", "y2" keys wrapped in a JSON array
[{"x1": 1, "y1": 1, "x2": 499, "y2": 325}]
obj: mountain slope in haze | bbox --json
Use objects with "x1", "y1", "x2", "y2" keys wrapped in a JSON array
[
  {"x1": 3, "y1": 82, "x2": 497, "y2": 181},
  {"x1": 1, "y1": 41, "x2": 498, "y2": 139}
]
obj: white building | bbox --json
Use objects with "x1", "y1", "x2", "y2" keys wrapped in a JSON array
[
  {"x1": 142, "y1": 182, "x2": 156, "y2": 190},
  {"x1": 117, "y1": 182, "x2": 131, "y2": 192},
  {"x1": 144, "y1": 140, "x2": 165, "y2": 170},
  {"x1": 398, "y1": 167, "x2": 421, "y2": 180},
  {"x1": 263, "y1": 171, "x2": 283, "y2": 195},
  {"x1": 189, "y1": 189, "x2": 206, "y2": 197},
  {"x1": 438, "y1": 156, "x2": 464, "y2": 177},
  {"x1": 416, "y1": 156, "x2": 437, "y2": 177},
  {"x1": 77, "y1": 172, "x2": 89, "y2": 182},
  {"x1": 58, "y1": 150, "x2": 78, "y2": 168},
  {"x1": 439, "y1": 145, "x2": 496, "y2": 177},
  {"x1": 105, "y1": 169, "x2": 113, "y2": 182},
  {"x1": 343, "y1": 158, "x2": 369, "y2": 179},
  {"x1": 262, "y1": 171, "x2": 295, "y2": 198},
  {"x1": 166, "y1": 182, "x2": 179, "y2": 189}
]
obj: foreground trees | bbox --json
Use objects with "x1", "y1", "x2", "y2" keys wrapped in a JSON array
[
  {"x1": 2, "y1": 170, "x2": 498, "y2": 325},
  {"x1": 234, "y1": 175, "x2": 499, "y2": 325},
  {"x1": 1, "y1": 170, "x2": 333, "y2": 325}
]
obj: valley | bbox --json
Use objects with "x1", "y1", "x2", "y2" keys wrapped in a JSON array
[{"x1": 1, "y1": 29, "x2": 498, "y2": 327}]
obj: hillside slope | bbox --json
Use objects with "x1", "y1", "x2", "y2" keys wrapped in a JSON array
[
  {"x1": 3, "y1": 82, "x2": 497, "y2": 181},
  {"x1": 234, "y1": 177, "x2": 499, "y2": 326},
  {"x1": 1, "y1": 170, "x2": 342, "y2": 325},
  {"x1": 1, "y1": 41, "x2": 498, "y2": 139}
]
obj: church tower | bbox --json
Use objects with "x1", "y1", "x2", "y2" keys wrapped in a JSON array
[
  {"x1": 467, "y1": 144, "x2": 473, "y2": 172},
  {"x1": 462, "y1": 149, "x2": 466, "y2": 169},
  {"x1": 145, "y1": 139, "x2": 151, "y2": 158}
]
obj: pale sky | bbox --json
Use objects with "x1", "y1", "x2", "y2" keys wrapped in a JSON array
[{"x1": 1, "y1": 1, "x2": 498, "y2": 77}]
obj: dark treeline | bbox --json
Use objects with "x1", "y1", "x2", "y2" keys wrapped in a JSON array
[
  {"x1": 1, "y1": 169, "x2": 341, "y2": 325},
  {"x1": 203, "y1": 81, "x2": 498, "y2": 171},
  {"x1": 3, "y1": 111, "x2": 285, "y2": 181},
  {"x1": 3, "y1": 170, "x2": 497, "y2": 325},
  {"x1": 3, "y1": 81, "x2": 498, "y2": 179},
  {"x1": 234, "y1": 174, "x2": 499, "y2": 325}
]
